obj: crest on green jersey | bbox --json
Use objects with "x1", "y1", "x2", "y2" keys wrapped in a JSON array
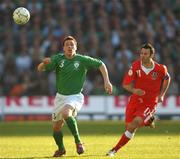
[{"x1": 74, "y1": 61, "x2": 80, "y2": 69}]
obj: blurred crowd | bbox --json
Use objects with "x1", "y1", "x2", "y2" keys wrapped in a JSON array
[{"x1": 0, "y1": 0, "x2": 179, "y2": 96}]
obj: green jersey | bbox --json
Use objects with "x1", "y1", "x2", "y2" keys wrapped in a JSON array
[{"x1": 45, "y1": 53, "x2": 103, "y2": 95}]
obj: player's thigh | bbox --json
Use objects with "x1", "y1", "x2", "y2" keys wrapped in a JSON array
[
  {"x1": 52, "y1": 93, "x2": 66, "y2": 121},
  {"x1": 125, "y1": 104, "x2": 136, "y2": 124},
  {"x1": 62, "y1": 93, "x2": 84, "y2": 117},
  {"x1": 64, "y1": 93, "x2": 84, "y2": 112},
  {"x1": 52, "y1": 93, "x2": 84, "y2": 121},
  {"x1": 136, "y1": 104, "x2": 156, "y2": 124}
]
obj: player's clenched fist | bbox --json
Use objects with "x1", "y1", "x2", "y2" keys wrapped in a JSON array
[
  {"x1": 43, "y1": 58, "x2": 51, "y2": 65},
  {"x1": 37, "y1": 57, "x2": 51, "y2": 72},
  {"x1": 132, "y1": 88, "x2": 145, "y2": 96},
  {"x1": 105, "y1": 82, "x2": 113, "y2": 95}
]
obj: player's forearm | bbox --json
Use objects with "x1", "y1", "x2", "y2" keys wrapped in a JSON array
[
  {"x1": 99, "y1": 63, "x2": 113, "y2": 94},
  {"x1": 123, "y1": 84, "x2": 135, "y2": 94},
  {"x1": 99, "y1": 63, "x2": 110, "y2": 83},
  {"x1": 159, "y1": 77, "x2": 171, "y2": 97},
  {"x1": 123, "y1": 84, "x2": 145, "y2": 96},
  {"x1": 37, "y1": 62, "x2": 46, "y2": 72}
]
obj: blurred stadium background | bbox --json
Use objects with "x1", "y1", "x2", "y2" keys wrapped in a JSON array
[
  {"x1": 0, "y1": 1, "x2": 180, "y2": 159},
  {"x1": 0, "y1": 0, "x2": 179, "y2": 121}
]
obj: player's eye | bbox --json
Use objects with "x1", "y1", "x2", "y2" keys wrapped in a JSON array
[
  {"x1": 140, "y1": 52, "x2": 148, "y2": 55},
  {"x1": 65, "y1": 43, "x2": 74, "y2": 47}
]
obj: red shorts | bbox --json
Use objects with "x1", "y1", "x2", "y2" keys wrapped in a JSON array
[{"x1": 125, "y1": 99, "x2": 157, "y2": 124}]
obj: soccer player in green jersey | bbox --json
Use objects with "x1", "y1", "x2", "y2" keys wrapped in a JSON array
[{"x1": 37, "y1": 36, "x2": 113, "y2": 157}]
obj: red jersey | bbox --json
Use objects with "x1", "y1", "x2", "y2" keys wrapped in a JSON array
[{"x1": 123, "y1": 60, "x2": 168, "y2": 104}]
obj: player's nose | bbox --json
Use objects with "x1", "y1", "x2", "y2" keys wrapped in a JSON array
[{"x1": 68, "y1": 45, "x2": 73, "y2": 49}]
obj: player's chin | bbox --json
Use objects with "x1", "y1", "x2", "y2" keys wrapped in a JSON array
[
  {"x1": 141, "y1": 58, "x2": 146, "y2": 62},
  {"x1": 67, "y1": 51, "x2": 75, "y2": 56}
]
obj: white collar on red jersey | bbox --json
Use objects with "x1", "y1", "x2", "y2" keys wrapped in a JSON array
[{"x1": 141, "y1": 61, "x2": 155, "y2": 75}]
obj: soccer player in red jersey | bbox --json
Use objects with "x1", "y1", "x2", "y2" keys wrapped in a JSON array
[{"x1": 106, "y1": 43, "x2": 171, "y2": 157}]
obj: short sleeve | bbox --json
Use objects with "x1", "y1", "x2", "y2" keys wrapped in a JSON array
[
  {"x1": 122, "y1": 65, "x2": 136, "y2": 85},
  {"x1": 162, "y1": 65, "x2": 170, "y2": 80},
  {"x1": 83, "y1": 55, "x2": 103, "y2": 69},
  {"x1": 44, "y1": 55, "x2": 57, "y2": 72}
]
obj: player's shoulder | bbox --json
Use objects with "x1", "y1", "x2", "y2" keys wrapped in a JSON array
[
  {"x1": 131, "y1": 60, "x2": 141, "y2": 69},
  {"x1": 53, "y1": 53, "x2": 64, "y2": 58},
  {"x1": 76, "y1": 53, "x2": 90, "y2": 58},
  {"x1": 154, "y1": 61, "x2": 167, "y2": 71},
  {"x1": 76, "y1": 53, "x2": 86, "y2": 58},
  {"x1": 49, "y1": 53, "x2": 63, "y2": 62},
  {"x1": 154, "y1": 61, "x2": 168, "y2": 74},
  {"x1": 76, "y1": 53, "x2": 95, "y2": 60},
  {"x1": 57, "y1": 53, "x2": 64, "y2": 57}
]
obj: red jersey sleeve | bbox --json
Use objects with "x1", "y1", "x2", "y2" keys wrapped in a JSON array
[
  {"x1": 162, "y1": 65, "x2": 170, "y2": 80},
  {"x1": 123, "y1": 65, "x2": 137, "y2": 85}
]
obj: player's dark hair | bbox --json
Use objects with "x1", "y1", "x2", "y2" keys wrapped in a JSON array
[
  {"x1": 62, "y1": 36, "x2": 77, "y2": 46},
  {"x1": 141, "y1": 43, "x2": 155, "y2": 55}
]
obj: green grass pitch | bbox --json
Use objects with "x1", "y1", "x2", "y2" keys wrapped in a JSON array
[{"x1": 0, "y1": 120, "x2": 180, "y2": 159}]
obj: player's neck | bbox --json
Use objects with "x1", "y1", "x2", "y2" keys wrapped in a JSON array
[
  {"x1": 65, "y1": 53, "x2": 76, "y2": 59},
  {"x1": 141, "y1": 59, "x2": 154, "y2": 68}
]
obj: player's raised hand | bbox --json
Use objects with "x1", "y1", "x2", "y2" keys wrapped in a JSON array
[
  {"x1": 104, "y1": 81, "x2": 113, "y2": 95},
  {"x1": 133, "y1": 88, "x2": 145, "y2": 96},
  {"x1": 43, "y1": 58, "x2": 51, "y2": 65}
]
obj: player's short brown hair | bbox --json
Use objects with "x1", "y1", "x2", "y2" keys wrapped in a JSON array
[
  {"x1": 141, "y1": 43, "x2": 155, "y2": 55},
  {"x1": 62, "y1": 36, "x2": 77, "y2": 46}
]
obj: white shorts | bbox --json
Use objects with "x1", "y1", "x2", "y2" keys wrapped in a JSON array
[{"x1": 52, "y1": 93, "x2": 84, "y2": 122}]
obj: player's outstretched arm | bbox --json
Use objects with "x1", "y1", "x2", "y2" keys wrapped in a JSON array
[
  {"x1": 99, "y1": 63, "x2": 113, "y2": 94},
  {"x1": 37, "y1": 58, "x2": 51, "y2": 72}
]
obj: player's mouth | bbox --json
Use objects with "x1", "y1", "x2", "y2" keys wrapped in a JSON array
[
  {"x1": 67, "y1": 50, "x2": 75, "y2": 55},
  {"x1": 68, "y1": 49, "x2": 73, "y2": 52}
]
